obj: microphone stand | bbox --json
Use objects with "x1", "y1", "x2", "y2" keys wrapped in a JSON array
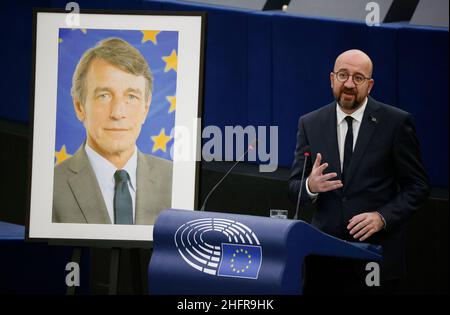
[
  {"x1": 200, "y1": 141, "x2": 256, "y2": 211},
  {"x1": 293, "y1": 152, "x2": 310, "y2": 220}
]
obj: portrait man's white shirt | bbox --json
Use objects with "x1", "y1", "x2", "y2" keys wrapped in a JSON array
[{"x1": 85, "y1": 143, "x2": 137, "y2": 223}]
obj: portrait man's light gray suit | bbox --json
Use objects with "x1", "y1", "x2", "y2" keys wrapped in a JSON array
[{"x1": 52, "y1": 146, "x2": 172, "y2": 225}]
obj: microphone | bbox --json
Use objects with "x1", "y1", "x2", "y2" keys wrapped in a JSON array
[
  {"x1": 200, "y1": 139, "x2": 257, "y2": 211},
  {"x1": 293, "y1": 146, "x2": 311, "y2": 220}
]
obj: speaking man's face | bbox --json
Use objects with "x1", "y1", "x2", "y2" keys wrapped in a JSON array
[
  {"x1": 330, "y1": 53, "x2": 374, "y2": 112},
  {"x1": 74, "y1": 58, "x2": 150, "y2": 160}
]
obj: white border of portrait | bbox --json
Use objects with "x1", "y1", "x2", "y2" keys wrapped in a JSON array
[{"x1": 27, "y1": 10, "x2": 205, "y2": 245}]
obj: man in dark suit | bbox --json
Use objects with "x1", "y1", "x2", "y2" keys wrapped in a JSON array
[{"x1": 288, "y1": 49, "x2": 429, "y2": 293}]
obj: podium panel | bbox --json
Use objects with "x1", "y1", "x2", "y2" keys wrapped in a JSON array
[{"x1": 148, "y1": 209, "x2": 382, "y2": 295}]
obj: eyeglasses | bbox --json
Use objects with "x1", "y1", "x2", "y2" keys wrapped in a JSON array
[{"x1": 333, "y1": 71, "x2": 371, "y2": 85}]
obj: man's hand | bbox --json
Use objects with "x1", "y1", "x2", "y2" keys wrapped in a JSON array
[
  {"x1": 307, "y1": 153, "x2": 343, "y2": 193},
  {"x1": 347, "y1": 212, "x2": 385, "y2": 241}
]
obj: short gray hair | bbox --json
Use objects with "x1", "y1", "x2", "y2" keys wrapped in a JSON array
[{"x1": 71, "y1": 37, "x2": 153, "y2": 104}]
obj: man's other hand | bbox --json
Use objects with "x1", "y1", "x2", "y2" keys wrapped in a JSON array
[{"x1": 347, "y1": 212, "x2": 385, "y2": 241}]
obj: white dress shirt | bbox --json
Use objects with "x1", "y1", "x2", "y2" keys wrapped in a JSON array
[
  {"x1": 85, "y1": 143, "x2": 137, "y2": 224},
  {"x1": 306, "y1": 97, "x2": 368, "y2": 197},
  {"x1": 336, "y1": 97, "x2": 368, "y2": 172}
]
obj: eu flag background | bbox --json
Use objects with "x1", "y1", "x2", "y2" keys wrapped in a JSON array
[
  {"x1": 218, "y1": 243, "x2": 262, "y2": 279},
  {"x1": 54, "y1": 28, "x2": 178, "y2": 165}
]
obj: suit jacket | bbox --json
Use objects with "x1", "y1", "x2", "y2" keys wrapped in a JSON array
[
  {"x1": 52, "y1": 145, "x2": 172, "y2": 225},
  {"x1": 288, "y1": 97, "x2": 430, "y2": 280}
]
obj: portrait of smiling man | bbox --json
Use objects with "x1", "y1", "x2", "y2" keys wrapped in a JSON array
[{"x1": 52, "y1": 37, "x2": 172, "y2": 225}]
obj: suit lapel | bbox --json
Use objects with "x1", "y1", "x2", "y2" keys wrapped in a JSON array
[
  {"x1": 344, "y1": 97, "x2": 380, "y2": 192},
  {"x1": 135, "y1": 151, "x2": 157, "y2": 225},
  {"x1": 322, "y1": 103, "x2": 342, "y2": 180},
  {"x1": 67, "y1": 147, "x2": 111, "y2": 224}
]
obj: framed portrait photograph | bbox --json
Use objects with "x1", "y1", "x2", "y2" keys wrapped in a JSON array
[{"x1": 27, "y1": 9, "x2": 205, "y2": 245}]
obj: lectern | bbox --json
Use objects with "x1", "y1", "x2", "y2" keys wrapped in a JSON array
[{"x1": 148, "y1": 209, "x2": 382, "y2": 295}]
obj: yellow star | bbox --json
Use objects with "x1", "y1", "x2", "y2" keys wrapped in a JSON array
[
  {"x1": 59, "y1": 38, "x2": 63, "y2": 44},
  {"x1": 151, "y1": 128, "x2": 172, "y2": 153},
  {"x1": 55, "y1": 145, "x2": 72, "y2": 165},
  {"x1": 162, "y1": 49, "x2": 177, "y2": 73},
  {"x1": 141, "y1": 30, "x2": 160, "y2": 44},
  {"x1": 166, "y1": 96, "x2": 176, "y2": 113}
]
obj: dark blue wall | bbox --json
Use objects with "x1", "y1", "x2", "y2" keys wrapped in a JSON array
[{"x1": 1, "y1": 0, "x2": 447, "y2": 186}]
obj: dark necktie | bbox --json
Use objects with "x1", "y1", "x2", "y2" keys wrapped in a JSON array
[
  {"x1": 342, "y1": 116, "x2": 354, "y2": 183},
  {"x1": 114, "y1": 170, "x2": 133, "y2": 225}
]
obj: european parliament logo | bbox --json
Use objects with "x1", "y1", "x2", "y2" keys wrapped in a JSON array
[{"x1": 174, "y1": 218, "x2": 263, "y2": 280}]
